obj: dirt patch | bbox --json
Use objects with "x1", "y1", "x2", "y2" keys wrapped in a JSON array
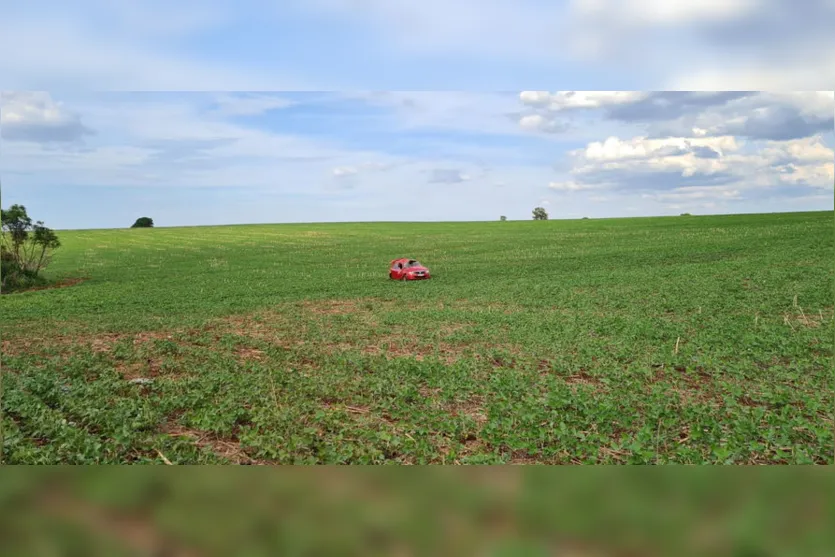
[
  {"x1": 448, "y1": 396, "x2": 488, "y2": 426},
  {"x1": 362, "y1": 339, "x2": 468, "y2": 364},
  {"x1": 117, "y1": 361, "x2": 153, "y2": 381},
  {"x1": 1, "y1": 333, "x2": 115, "y2": 358},
  {"x1": 539, "y1": 361, "x2": 605, "y2": 391},
  {"x1": 564, "y1": 371, "x2": 603, "y2": 387},
  {"x1": 301, "y1": 298, "x2": 382, "y2": 315},
  {"x1": 1, "y1": 330, "x2": 179, "y2": 358},
  {"x1": 161, "y1": 421, "x2": 261, "y2": 465},
  {"x1": 235, "y1": 346, "x2": 265, "y2": 362},
  {"x1": 597, "y1": 444, "x2": 630, "y2": 463},
  {"x1": 216, "y1": 315, "x2": 298, "y2": 349},
  {"x1": 2, "y1": 297, "x2": 514, "y2": 367},
  {"x1": 508, "y1": 451, "x2": 545, "y2": 465}
]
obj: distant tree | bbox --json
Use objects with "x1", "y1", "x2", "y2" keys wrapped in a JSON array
[
  {"x1": 1, "y1": 204, "x2": 61, "y2": 292},
  {"x1": 582, "y1": 217, "x2": 590, "y2": 220},
  {"x1": 680, "y1": 213, "x2": 692, "y2": 217},
  {"x1": 131, "y1": 217, "x2": 154, "y2": 228},
  {"x1": 532, "y1": 207, "x2": 548, "y2": 220},
  {"x1": 500, "y1": 215, "x2": 507, "y2": 221}
]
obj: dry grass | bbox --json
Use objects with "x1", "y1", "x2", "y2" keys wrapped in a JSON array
[{"x1": 160, "y1": 420, "x2": 262, "y2": 465}]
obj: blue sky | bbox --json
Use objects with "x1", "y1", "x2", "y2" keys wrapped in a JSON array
[
  {"x1": 3, "y1": 1, "x2": 834, "y2": 91},
  {"x1": 1, "y1": 2, "x2": 834, "y2": 229},
  {"x1": 1, "y1": 91, "x2": 833, "y2": 229}
]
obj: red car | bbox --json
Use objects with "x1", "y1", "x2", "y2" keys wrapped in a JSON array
[{"x1": 389, "y1": 258, "x2": 431, "y2": 280}]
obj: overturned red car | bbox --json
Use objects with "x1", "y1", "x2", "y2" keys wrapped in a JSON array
[{"x1": 389, "y1": 258, "x2": 431, "y2": 280}]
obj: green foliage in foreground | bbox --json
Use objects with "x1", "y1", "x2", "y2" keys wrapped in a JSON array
[
  {"x1": 0, "y1": 468, "x2": 833, "y2": 556},
  {"x1": 1, "y1": 211, "x2": 832, "y2": 464}
]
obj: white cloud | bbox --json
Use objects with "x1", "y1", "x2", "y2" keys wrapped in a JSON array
[
  {"x1": 1, "y1": 94, "x2": 368, "y2": 191},
  {"x1": 569, "y1": 0, "x2": 757, "y2": 27},
  {"x1": 1, "y1": 91, "x2": 94, "y2": 142},
  {"x1": 331, "y1": 162, "x2": 394, "y2": 178},
  {"x1": 555, "y1": 133, "x2": 834, "y2": 195},
  {"x1": 517, "y1": 91, "x2": 834, "y2": 143},
  {"x1": 548, "y1": 181, "x2": 598, "y2": 191},
  {"x1": 332, "y1": 166, "x2": 358, "y2": 177},
  {"x1": 645, "y1": 185, "x2": 744, "y2": 202},
  {"x1": 761, "y1": 134, "x2": 834, "y2": 165},
  {"x1": 581, "y1": 135, "x2": 740, "y2": 162},
  {"x1": 520, "y1": 91, "x2": 648, "y2": 111}
]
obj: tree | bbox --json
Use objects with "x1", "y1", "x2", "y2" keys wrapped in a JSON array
[
  {"x1": 131, "y1": 217, "x2": 154, "y2": 228},
  {"x1": 500, "y1": 215, "x2": 507, "y2": 221},
  {"x1": 532, "y1": 207, "x2": 548, "y2": 220},
  {"x1": 1, "y1": 204, "x2": 61, "y2": 292}
]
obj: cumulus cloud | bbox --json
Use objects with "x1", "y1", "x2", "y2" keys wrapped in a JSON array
[
  {"x1": 519, "y1": 114, "x2": 564, "y2": 133},
  {"x1": 650, "y1": 92, "x2": 834, "y2": 141},
  {"x1": 552, "y1": 133, "x2": 834, "y2": 199},
  {"x1": 519, "y1": 91, "x2": 834, "y2": 142},
  {"x1": 1, "y1": 91, "x2": 95, "y2": 143}
]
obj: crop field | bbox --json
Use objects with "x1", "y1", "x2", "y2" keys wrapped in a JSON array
[{"x1": 1, "y1": 211, "x2": 832, "y2": 464}]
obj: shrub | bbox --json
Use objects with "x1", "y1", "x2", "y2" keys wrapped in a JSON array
[
  {"x1": 1, "y1": 204, "x2": 61, "y2": 293},
  {"x1": 131, "y1": 217, "x2": 154, "y2": 228}
]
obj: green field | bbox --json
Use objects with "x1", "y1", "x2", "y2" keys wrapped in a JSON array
[{"x1": 1, "y1": 212, "x2": 832, "y2": 464}]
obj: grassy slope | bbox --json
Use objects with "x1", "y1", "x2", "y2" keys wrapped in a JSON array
[{"x1": 1, "y1": 212, "x2": 832, "y2": 464}]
